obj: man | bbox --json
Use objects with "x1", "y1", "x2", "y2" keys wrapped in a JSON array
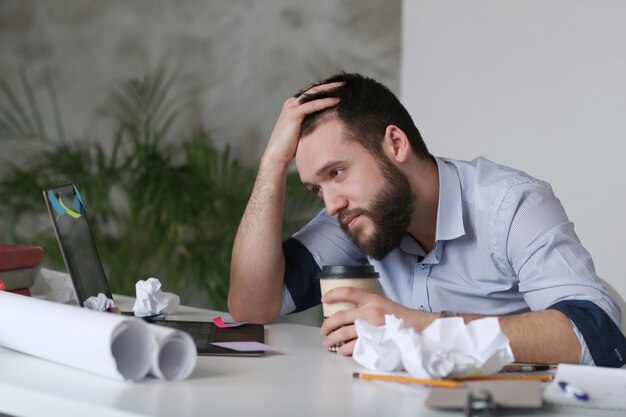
[{"x1": 229, "y1": 73, "x2": 626, "y2": 366}]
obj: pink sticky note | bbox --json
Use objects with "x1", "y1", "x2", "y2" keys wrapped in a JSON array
[
  {"x1": 213, "y1": 316, "x2": 247, "y2": 328},
  {"x1": 211, "y1": 341, "x2": 274, "y2": 352}
]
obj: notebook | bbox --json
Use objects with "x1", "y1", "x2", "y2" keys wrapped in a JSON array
[{"x1": 43, "y1": 183, "x2": 265, "y2": 356}]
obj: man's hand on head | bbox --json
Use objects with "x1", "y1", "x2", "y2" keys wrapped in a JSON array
[
  {"x1": 262, "y1": 82, "x2": 343, "y2": 168},
  {"x1": 319, "y1": 287, "x2": 439, "y2": 355}
]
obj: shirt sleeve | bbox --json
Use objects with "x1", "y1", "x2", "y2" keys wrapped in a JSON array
[
  {"x1": 280, "y1": 210, "x2": 367, "y2": 314},
  {"x1": 494, "y1": 182, "x2": 626, "y2": 366},
  {"x1": 550, "y1": 300, "x2": 625, "y2": 367}
]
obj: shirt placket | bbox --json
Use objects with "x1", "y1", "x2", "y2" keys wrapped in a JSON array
[{"x1": 412, "y1": 259, "x2": 432, "y2": 312}]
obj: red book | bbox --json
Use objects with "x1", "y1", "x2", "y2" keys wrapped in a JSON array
[
  {"x1": 0, "y1": 244, "x2": 44, "y2": 271},
  {"x1": 0, "y1": 266, "x2": 40, "y2": 291},
  {"x1": 7, "y1": 287, "x2": 31, "y2": 296}
]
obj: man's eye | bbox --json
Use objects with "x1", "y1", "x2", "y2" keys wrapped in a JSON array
[
  {"x1": 310, "y1": 186, "x2": 322, "y2": 196},
  {"x1": 330, "y1": 168, "x2": 344, "y2": 178}
]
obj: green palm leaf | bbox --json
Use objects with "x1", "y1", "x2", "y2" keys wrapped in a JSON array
[{"x1": 0, "y1": 68, "x2": 321, "y2": 310}]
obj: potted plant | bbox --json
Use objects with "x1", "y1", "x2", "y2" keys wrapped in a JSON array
[{"x1": 0, "y1": 69, "x2": 320, "y2": 310}]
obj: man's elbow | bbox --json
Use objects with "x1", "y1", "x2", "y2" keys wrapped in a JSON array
[{"x1": 227, "y1": 294, "x2": 280, "y2": 324}]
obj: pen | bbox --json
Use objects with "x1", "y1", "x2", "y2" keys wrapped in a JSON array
[
  {"x1": 455, "y1": 374, "x2": 554, "y2": 382},
  {"x1": 353, "y1": 372, "x2": 462, "y2": 388},
  {"x1": 558, "y1": 381, "x2": 589, "y2": 401},
  {"x1": 501, "y1": 364, "x2": 557, "y2": 372}
]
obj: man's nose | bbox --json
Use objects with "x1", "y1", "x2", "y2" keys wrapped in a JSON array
[{"x1": 323, "y1": 188, "x2": 347, "y2": 217}]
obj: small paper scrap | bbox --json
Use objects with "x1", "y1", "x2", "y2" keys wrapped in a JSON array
[
  {"x1": 83, "y1": 293, "x2": 115, "y2": 311},
  {"x1": 133, "y1": 277, "x2": 179, "y2": 317},
  {"x1": 353, "y1": 314, "x2": 514, "y2": 379},
  {"x1": 213, "y1": 316, "x2": 248, "y2": 328},
  {"x1": 211, "y1": 341, "x2": 274, "y2": 352}
]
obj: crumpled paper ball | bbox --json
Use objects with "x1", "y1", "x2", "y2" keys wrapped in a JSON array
[
  {"x1": 353, "y1": 314, "x2": 514, "y2": 379},
  {"x1": 132, "y1": 277, "x2": 179, "y2": 317},
  {"x1": 83, "y1": 293, "x2": 114, "y2": 311}
]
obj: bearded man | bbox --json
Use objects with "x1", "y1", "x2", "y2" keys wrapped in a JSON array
[{"x1": 228, "y1": 73, "x2": 625, "y2": 367}]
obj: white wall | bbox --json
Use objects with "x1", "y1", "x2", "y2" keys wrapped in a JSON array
[{"x1": 401, "y1": 0, "x2": 626, "y2": 297}]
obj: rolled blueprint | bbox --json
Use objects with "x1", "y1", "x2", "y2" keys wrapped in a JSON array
[
  {"x1": 148, "y1": 324, "x2": 196, "y2": 380},
  {"x1": 0, "y1": 291, "x2": 196, "y2": 381}
]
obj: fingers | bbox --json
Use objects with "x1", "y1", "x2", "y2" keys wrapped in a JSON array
[
  {"x1": 318, "y1": 287, "x2": 395, "y2": 355},
  {"x1": 319, "y1": 289, "x2": 385, "y2": 337},
  {"x1": 323, "y1": 323, "x2": 357, "y2": 353},
  {"x1": 282, "y1": 95, "x2": 340, "y2": 118},
  {"x1": 263, "y1": 94, "x2": 339, "y2": 166},
  {"x1": 264, "y1": 79, "x2": 343, "y2": 165},
  {"x1": 337, "y1": 339, "x2": 356, "y2": 356},
  {"x1": 320, "y1": 307, "x2": 359, "y2": 336},
  {"x1": 321, "y1": 286, "x2": 373, "y2": 306},
  {"x1": 296, "y1": 81, "x2": 344, "y2": 101}
]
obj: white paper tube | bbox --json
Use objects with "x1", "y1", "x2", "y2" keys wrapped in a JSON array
[
  {"x1": 0, "y1": 291, "x2": 154, "y2": 381},
  {"x1": 148, "y1": 325, "x2": 197, "y2": 380}
]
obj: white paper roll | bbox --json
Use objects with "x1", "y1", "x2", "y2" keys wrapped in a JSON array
[
  {"x1": 148, "y1": 325, "x2": 197, "y2": 380},
  {"x1": 0, "y1": 291, "x2": 155, "y2": 380}
]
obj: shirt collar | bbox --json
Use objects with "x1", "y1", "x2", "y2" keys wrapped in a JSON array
[
  {"x1": 434, "y1": 157, "x2": 465, "y2": 242},
  {"x1": 398, "y1": 157, "x2": 465, "y2": 257}
]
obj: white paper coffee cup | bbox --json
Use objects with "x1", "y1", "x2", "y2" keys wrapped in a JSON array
[{"x1": 318, "y1": 265, "x2": 379, "y2": 318}]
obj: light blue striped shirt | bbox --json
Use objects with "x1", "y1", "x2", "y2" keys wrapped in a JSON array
[{"x1": 281, "y1": 157, "x2": 621, "y2": 365}]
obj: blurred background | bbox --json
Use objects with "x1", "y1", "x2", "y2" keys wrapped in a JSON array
[
  {"x1": 0, "y1": 0, "x2": 400, "y2": 165},
  {"x1": 0, "y1": 0, "x2": 401, "y2": 313},
  {"x1": 2, "y1": 0, "x2": 625, "y2": 319}
]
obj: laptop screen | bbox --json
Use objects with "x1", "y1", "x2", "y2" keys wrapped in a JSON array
[{"x1": 43, "y1": 184, "x2": 113, "y2": 306}]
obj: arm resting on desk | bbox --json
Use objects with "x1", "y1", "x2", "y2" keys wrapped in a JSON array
[{"x1": 320, "y1": 288, "x2": 584, "y2": 364}]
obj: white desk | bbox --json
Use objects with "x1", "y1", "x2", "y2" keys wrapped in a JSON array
[{"x1": 0, "y1": 299, "x2": 612, "y2": 417}]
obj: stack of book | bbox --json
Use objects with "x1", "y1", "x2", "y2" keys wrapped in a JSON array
[{"x1": 0, "y1": 244, "x2": 44, "y2": 296}]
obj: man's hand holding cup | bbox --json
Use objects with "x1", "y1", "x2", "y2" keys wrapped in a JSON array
[{"x1": 318, "y1": 265, "x2": 379, "y2": 353}]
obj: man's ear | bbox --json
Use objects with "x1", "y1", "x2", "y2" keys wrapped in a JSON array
[{"x1": 383, "y1": 125, "x2": 411, "y2": 163}]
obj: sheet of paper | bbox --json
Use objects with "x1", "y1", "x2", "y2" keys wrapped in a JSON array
[
  {"x1": 543, "y1": 364, "x2": 626, "y2": 410},
  {"x1": 0, "y1": 291, "x2": 196, "y2": 381},
  {"x1": 211, "y1": 341, "x2": 274, "y2": 352}
]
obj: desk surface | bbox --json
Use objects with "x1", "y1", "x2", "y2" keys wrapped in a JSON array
[{"x1": 0, "y1": 298, "x2": 612, "y2": 417}]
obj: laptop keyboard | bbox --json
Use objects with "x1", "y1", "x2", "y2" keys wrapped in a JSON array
[{"x1": 152, "y1": 320, "x2": 216, "y2": 349}]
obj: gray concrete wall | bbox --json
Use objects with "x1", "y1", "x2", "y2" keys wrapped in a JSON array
[
  {"x1": 0, "y1": 0, "x2": 401, "y2": 164},
  {"x1": 0, "y1": 0, "x2": 400, "y2": 323}
]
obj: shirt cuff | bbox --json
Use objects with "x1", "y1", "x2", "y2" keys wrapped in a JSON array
[
  {"x1": 571, "y1": 321, "x2": 595, "y2": 366},
  {"x1": 279, "y1": 286, "x2": 296, "y2": 316}
]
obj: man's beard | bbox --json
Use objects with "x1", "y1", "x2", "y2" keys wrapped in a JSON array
[{"x1": 338, "y1": 158, "x2": 414, "y2": 260}]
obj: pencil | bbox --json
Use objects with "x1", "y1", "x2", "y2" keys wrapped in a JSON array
[
  {"x1": 455, "y1": 374, "x2": 553, "y2": 382},
  {"x1": 352, "y1": 372, "x2": 461, "y2": 388},
  {"x1": 501, "y1": 363, "x2": 557, "y2": 372}
]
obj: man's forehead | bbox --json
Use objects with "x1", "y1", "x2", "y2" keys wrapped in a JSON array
[
  {"x1": 295, "y1": 120, "x2": 369, "y2": 179},
  {"x1": 300, "y1": 111, "x2": 342, "y2": 140},
  {"x1": 297, "y1": 117, "x2": 350, "y2": 159}
]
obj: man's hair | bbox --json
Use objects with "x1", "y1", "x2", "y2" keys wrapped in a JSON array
[{"x1": 296, "y1": 72, "x2": 430, "y2": 160}]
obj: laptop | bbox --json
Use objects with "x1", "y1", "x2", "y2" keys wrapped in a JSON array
[{"x1": 43, "y1": 183, "x2": 265, "y2": 356}]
